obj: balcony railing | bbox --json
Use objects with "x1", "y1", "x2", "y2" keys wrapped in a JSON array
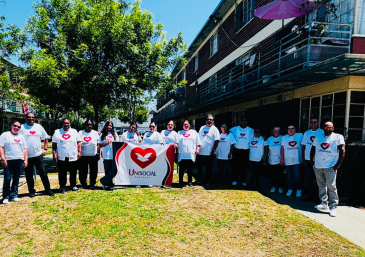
[{"x1": 154, "y1": 21, "x2": 352, "y2": 122}]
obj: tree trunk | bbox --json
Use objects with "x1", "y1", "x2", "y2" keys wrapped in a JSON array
[{"x1": 93, "y1": 103, "x2": 99, "y2": 130}]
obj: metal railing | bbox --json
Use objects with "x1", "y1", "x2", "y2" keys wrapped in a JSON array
[{"x1": 154, "y1": 21, "x2": 352, "y2": 122}]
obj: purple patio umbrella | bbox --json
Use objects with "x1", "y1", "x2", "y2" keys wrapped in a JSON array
[{"x1": 255, "y1": 0, "x2": 314, "y2": 20}]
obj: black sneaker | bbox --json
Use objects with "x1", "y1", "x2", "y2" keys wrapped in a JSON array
[
  {"x1": 89, "y1": 186, "x2": 95, "y2": 190},
  {"x1": 47, "y1": 190, "x2": 55, "y2": 196},
  {"x1": 29, "y1": 192, "x2": 36, "y2": 198},
  {"x1": 61, "y1": 187, "x2": 67, "y2": 194}
]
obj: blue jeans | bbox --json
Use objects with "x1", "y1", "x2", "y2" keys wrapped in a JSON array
[
  {"x1": 100, "y1": 160, "x2": 114, "y2": 187},
  {"x1": 286, "y1": 164, "x2": 302, "y2": 190},
  {"x1": 2, "y1": 159, "x2": 23, "y2": 199}
]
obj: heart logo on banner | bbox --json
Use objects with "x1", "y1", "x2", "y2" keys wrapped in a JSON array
[
  {"x1": 131, "y1": 148, "x2": 157, "y2": 169},
  {"x1": 251, "y1": 141, "x2": 258, "y2": 145},
  {"x1": 84, "y1": 137, "x2": 92, "y2": 142},
  {"x1": 321, "y1": 143, "x2": 330, "y2": 150},
  {"x1": 14, "y1": 139, "x2": 20, "y2": 143},
  {"x1": 240, "y1": 133, "x2": 246, "y2": 137},
  {"x1": 183, "y1": 134, "x2": 190, "y2": 138},
  {"x1": 274, "y1": 141, "x2": 279, "y2": 144},
  {"x1": 310, "y1": 136, "x2": 315, "y2": 142},
  {"x1": 288, "y1": 141, "x2": 297, "y2": 147},
  {"x1": 30, "y1": 131, "x2": 36, "y2": 135},
  {"x1": 62, "y1": 134, "x2": 71, "y2": 140},
  {"x1": 204, "y1": 131, "x2": 209, "y2": 135},
  {"x1": 221, "y1": 138, "x2": 225, "y2": 141}
]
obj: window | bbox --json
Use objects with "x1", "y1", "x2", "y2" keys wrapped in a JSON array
[
  {"x1": 194, "y1": 54, "x2": 199, "y2": 71},
  {"x1": 232, "y1": 110, "x2": 244, "y2": 126},
  {"x1": 235, "y1": 0, "x2": 255, "y2": 31},
  {"x1": 210, "y1": 33, "x2": 218, "y2": 57},
  {"x1": 348, "y1": 91, "x2": 365, "y2": 141},
  {"x1": 208, "y1": 73, "x2": 217, "y2": 93},
  {"x1": 236, "y1": 52, "x2": 251, "y2": 66}
]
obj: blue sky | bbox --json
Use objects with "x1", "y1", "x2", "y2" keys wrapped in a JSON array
[{"x1": 1, "y1": 0, "x2": 222, "y2": 65}]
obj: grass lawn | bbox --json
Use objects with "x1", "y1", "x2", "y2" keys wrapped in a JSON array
[
  {"x1": 41, "y1": 142, "x2": 53, "y2": 156},
  {"x1": 1, "y1": 176, "x2": 364, "y2": 257}
]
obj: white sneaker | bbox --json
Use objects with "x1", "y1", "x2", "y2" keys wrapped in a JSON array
[
  {"x1": 278, "y1": 188, "x2": 283, "y2": 194},
  {"x1": 3, "y1": 199, "x2": 9, "y2": 204},
  {"x1": 330, "y1": 207, "x2": 337, "y2": 217},
  {"x1": 232, "y1": 181, "x2": 237, "y2": 186},
  {"x1": 286, "y1": 189, "x2": 293, "y2": 196},
  {"x1": 315, "y1": 202, "x2": 329, "y2": 210},
  {"x1": 242, "y1": 182, "x2": 247, "y2": 187},
  {"x1": 270, "y1": 187, "x2": 276, "y2": 193},
  {"x1": 11, "y1": 197, "x2": 20, "y2": 202},
  {"x1": 296, "y1": 190, "x2": 302, "y2": 197}
]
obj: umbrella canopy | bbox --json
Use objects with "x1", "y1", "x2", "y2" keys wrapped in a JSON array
[{"x1": 255, "y1": 0, "x2": 315, "y2": 20}]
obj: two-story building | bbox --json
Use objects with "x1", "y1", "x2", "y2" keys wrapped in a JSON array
[{"x1": 154, "y1": 0, "x2": 365, "y2": 206}]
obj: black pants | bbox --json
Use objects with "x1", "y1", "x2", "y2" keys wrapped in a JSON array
[
  {"x1": 232, "y1": 148, "x2": 250, "y2": 183},
  {"x1": 79, "y1": 155, "x2": 99, "y2": 187},
  {"x1": 248, "y1": 161, "x2": 262, "y2": 189},
  {"x1": 268, "y1": 164, "x2": 286, "y2": 188},
  {"x1": 196, "y1": 154, "x2": 214, "y2": 182},
  {"x1": 24, "y1": 155, "x2": 51, "y2": 193},
  {"x1": 217, "y1": 159, "x2": 231, "y2": 185},
  {"x1": 58, "y1": 158, "x2": 78, "y2": 188},
  {"x1": 179, "y1": 160, "x2": 194, "y2": 184}
]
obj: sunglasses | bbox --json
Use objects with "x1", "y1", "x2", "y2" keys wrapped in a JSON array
[
  {"x1": 310, "y1": 121, "x2": 317, "y2": 123},
  {"x1": 13, "y1": 124, "x2": 21, "y2": 128},
  {"x1": 221, "y1": 126, "x2": 227, "y2": 128},
  {"x1": 207, "y1": 119, "x2": 213, "y2": 121},
  {"x1": 324, "y1": 126, "x2": 334, "y2": 131},
  {"x1": 288, "y1": 128, "x2": 295, "y2": 130},
  {"x1": 149, "y1": 126, "x2": 155, "y2": 128}
]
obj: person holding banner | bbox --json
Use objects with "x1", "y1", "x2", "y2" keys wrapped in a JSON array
[
  {"x1": 143, "y1": 122, "x2": 163, "y2": 144},
  {"x1": 177, "y1": 120, "x2": 201, "y2": 187},
  {"x1": 79, "y1": 119, "x2": 99, "y2": 190},
  {"x1": 99, "y1": 121, "x2": 119, "y2": 191},
  {"x1": 120, "y1": 122, "x2": 142, "y2": 143}
]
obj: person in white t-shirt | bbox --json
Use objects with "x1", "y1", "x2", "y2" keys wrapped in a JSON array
[
  {"x1": 99, "y1": 121, "x2": 119, "y2": 191},
  {"x1": 215, "y1": 123, "x2": 236, "y2": 185},
  {"x1": 52, "y1": 118, "x2": 82, "y2": 194},
  {"x1": 229, "y1": 117, "x2": 254, "y2": 186},
  {"x1": 79, "y1": 119, "x2": 100, "y2": 189},
  {"x1": 143, "y1": 122, "x2": 163, "y2": 144},
  {"x1": 177, "y1": 120, "x2": 201, "y2": 187},
  {"x1": 196, "y1": 114, "x2": 220, "y2": 185},
  {"x1": 301, "y1": 118, "x2": 323, "y2": 203},
  {"x1": 120, "y1": 122, "x2": 142, "y2": 144},
  {"x1": 310, "y1": 121, "x2": 345, "y2": 217},
  {"x1": 161, "y1": 120, "x2": 179, "y2": 163},
  {"x1": 280, "y1": 125, "x2": 303, "y2": 197},
  {"x1": 0, "y1": 120, "x2": 28, "y2": 204},
  {"x1": 264, "y1": 127, "x2": 285, "y2": 193},
  {"x1": 248, "y1": 129, "x2": 265, "y2": 190},
  {"x1": 20, "y1": 113, "x2": 54, "y2": 197}
]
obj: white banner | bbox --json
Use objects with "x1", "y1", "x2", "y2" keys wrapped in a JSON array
[{"x1": 114, "y1": 143, "x2": 175, "y2": 186}]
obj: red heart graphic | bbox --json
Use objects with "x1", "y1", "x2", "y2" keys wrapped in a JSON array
[
  {"x1": 108, "y1": 135, "x2": 113, "y2": 139},
  {"x1": 130, "y1": 136, "x2": 134, "y2": 139},
  {"x1": 131, "y1": 148, "x2": 156, "y2": 169},
  {"x1": 310, "y1": 136, "x2": 315, "y2": 142},
  {"x1": 240, "y1": 133, "x2": 246, "y2": 137},
  {"x1": 251, "y1": 141, "x2": 258, "y2": 145},
  {"x1": 220, "y1": 137, "x2": 225, "y2": 141},
  {"x1": 164, "y1": 133, "x2": 169, "y2": 137},
  {"x1": 321, "y1": 143, "x2": 330, "y2": 150},
  {"x1": 62, "y1": 134, "x2": 71, "y2": 140},
  {"x1": 204, "y1": 131, "x2": 209, "y2": 135},
  {"x1": 84, "y1": 137, "x2": 92, "y2": 142},
  {"x1": 14, "y1": 139, "x2": 20, "y2": 143},
  {"x1": 183, "y1": 134, "x2": 190, "y2": 138},
  {"x1": 274, "y1": 141, "x2": 279, "y2": 144},
  {"x1": 288, "y1": 141, "x2": 297, "y2": 147},
  {"x1": 30, "y1": 131, "x2": 36, "y2": 135}
]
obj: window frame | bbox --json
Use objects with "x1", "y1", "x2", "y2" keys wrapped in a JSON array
[
  {"x1": 194, "y1": 54, "x2": 199, "y2": 72},
  {"x1": 210, "y1": 33, "x2": 219, "y2": 57},
  {"x1": 235, "y1": 0, "x2": 255, "y2": 32}
]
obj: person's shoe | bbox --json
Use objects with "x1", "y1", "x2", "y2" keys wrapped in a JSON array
[
  {"x1": 47, "y1": 190, "x2": 55, "y2": 196},
  {"x1": 278, "y1": 188, "x2": 283, "y2": 194},
  {"x1": 232, "y1": 181, "x2": 237, "y2": 186},
  {"x1": 205, "y1": 181, "x2": 211, "y2": 186},
  {"x1": 11, "y1": 197, "x2": 20, "y2": 202},
  {"x1": 72, "y1": 186, "x2": 79, "y2": 191},
  {"x1": 296, "y1": 190, "x2": 302, "y2": 198},
  {"x1": 303, "y1": 197, "x2": 315, "y2": 202},
  {"x1": 330, "y1": 207, "x2": 338, "y2": 217},
  {"x1": 3, "y1": 199, "x2": 9, "y2": 204},
  {"x1": 270, "y1": 187, "x2": 276, "y2": 193},
  {"x1": 61, "y1": 187, "x2": 67, "y2": 194},
  {"x1": 89, "y1": 186, "x2": 95, "y2": 190},
  {"x1": 286, "y1": 189, "x2": 293, "y2": 196},
  {"x1": 101, "y1": 185, "x2": 106, "y2": 190},
  {"x1": 315, "y1": 202, "x2": 329, "y2": 210},
  {"x1": 242, "y1": 182, "x2": 247, "y2": 187},
  {"x1": 29, "y1": 192, "x2": 36, "y2": 198},
  {"x1": 109, "y1": 187, "x2": 115, "y2": 191},
  {"x1": 188, "y1": 182, "x2": 193, "y2": 187}
]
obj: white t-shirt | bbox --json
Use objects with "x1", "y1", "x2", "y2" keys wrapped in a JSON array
[
  {"x1": 161, "y1": 130, "x2": 179, "y2": 145},
  {"x1": 230, "y1": 126, "x2": 254, "y2": 149},
  {"x1": 281, "y1": 133, "x2": 303, "y2": 165},
  {"x1": 313, "y1": 133, "x2": 345, "y2": 169},
  {"x1": 143, "y1": 131, "x2": 164, "y2": 144},
  {"x1": 216, "y1": 133, "x2": 237, "y2": 160},
  {"x1": 98, "y1": 132, "x2": 118, "y2": 160},
  {"x1": 79, "y1": 130, "x2": 99, "y2": 156},
  {"x1": 120, "y1": 131, "x2": 141, "y2": 144},
  {"x1": 177, "y1": 129, "x2": 202, "y2": 162},
  {"x1": 52, "y1": 128, "x2": 81, "y2": 161},
  {"x1": 0, "y1": 132, "x2": 27, "y2": 160},
  {"x1": 249, "y1": 136, "x2": 265, "y2": 162},
  {"x1": 301, "y1": 128, "x2": 324, "y2": 161},
  {"x1": 198, "y1": 125, "x2": 220, "y2": 155},
  {"x1": 20, "y1": 123, "x2": 48, "y2": 158},
  {"x1": 265, "y1": 136, "x2": 282, "y2": 165}
]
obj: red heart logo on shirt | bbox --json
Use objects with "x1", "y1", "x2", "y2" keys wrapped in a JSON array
[
  {"x1": 84, "y1": 137, "x2": 92, "y2": 142},
  {"x1": 108, "y1": 135, "x2": 113, "y2": 139},
  {"x1": 62, "y1": 134, "x2": 71, "y2": 140},
  {"x1": 204, "y1": 131, "x2": 209, "y2": 135},
  {"x1": 14, "y1": 139, "x2": 20, "y2": 143},
  {"x1": 321, "y1": 143, "x2": 330, "y2": 150},
  {"x1": 310, "y1": 136, "x2": 315, "y2": 142},
  {"x1": 274, "y1": 141, "x2": 279, "y2": 144},
  {"x1": 130, "y1": 148, "x2": 156, "y2": 169},
  {"x1": 240, "y1": 133, "x2": 246, "y2": 137},
  {"x1": 30, "y1": 131, "x2": 36, "y2": 135},
  {"x1": 288, "y1": 141, "x2": 297, "y2": 147},
  {"x1": 220, "y1": 138, "x2": 225, "y2": 141},
  {"x1": 130, "y1": 136, "x2": 134, "y2": 139},
  {"x1": 183, "y1": 134, "x2": 190, "y2": 138},
  {"x1": 251, "y1": 141, "x2": 258, "y2": 145},
  {"x1": 164, "y1": 133, "x2": 169, "y2": 137}
]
